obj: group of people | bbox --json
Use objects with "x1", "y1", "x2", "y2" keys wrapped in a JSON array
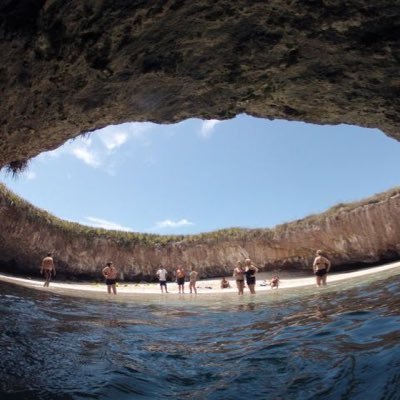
[
  {"x1": 154, "y1": 257, "x2": 283, "y2": 295},
  {"x1": 40, "y1": 250, "x2": 331, "y2": 294},
  {"x1": 156, "y1": 266, "x2": 199, "y2": 294}
]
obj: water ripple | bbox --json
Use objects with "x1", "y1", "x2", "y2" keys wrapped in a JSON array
[{"x1": 1, "y1": 272, "x2": 400, "y2": 399}]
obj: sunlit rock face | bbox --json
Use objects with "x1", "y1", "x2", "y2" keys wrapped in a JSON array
[
  {"x1": 1, "y1": 185, "x2": 399, "y2": 280},
  {"x1": 1, "y1": 0, "x2": 400, "y2": 168}
]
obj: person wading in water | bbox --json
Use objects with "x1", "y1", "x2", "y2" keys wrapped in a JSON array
[
  {"x1": 233, "y1": 261, "x2": 246, "y2": 295},
  {"x1": 313, "y1": 250, "x2": 331, "y2": 287},
  {"x1": 40, "y1": 252, "x2": 56, "y2": 287},
  {"x1": 102, "y1": 262, "x2": 118, "y2": 295},
  {"x1": 244, "y1": 258, "x2": 258, "y2": 294}
]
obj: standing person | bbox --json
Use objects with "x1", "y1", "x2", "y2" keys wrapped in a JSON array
[
  {"x1": 176, "y1": 266, "x2": 186, "y2": 294},
  {"x1": 245, "y1": 258, "x2": 258, "y2": 294},
  {"x1": 189, "y1": 267, "x2": 198, "y2": 294},
  {"x1": 313, "y1": 250, "x2": 331, "y2": 287},
  {"x1": 102, "y1": 262, "x2": 118, "y2": 295},
  {"x1": 40, "y1": 252, "x2": 56, "y2": 287},
  {"x1": 156, "y1": 265, "x2": 168, "y2": 293},
  {"x1": 233, "y1": 261, "x2": 245, "y2": 295}
]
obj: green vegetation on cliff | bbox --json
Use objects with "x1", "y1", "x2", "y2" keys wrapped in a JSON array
[{"x1": 1, "y1": 182, "x2": 400, "y2": 247}]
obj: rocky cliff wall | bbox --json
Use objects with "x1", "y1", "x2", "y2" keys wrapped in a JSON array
[
  {"x1": 1, "y1": 185, "x2": 399, "y2": 281},
  {"x1": 1, "y1": 0, "x2": 400, "y2": 169}
]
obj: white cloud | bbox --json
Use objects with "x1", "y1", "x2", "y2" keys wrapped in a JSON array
[
  {"x1": 200, "y1": 119, "x2": 221, "y2": 138},
  {"x1": 71, "y1": 146, "x2": 100, "y2": 167},
  {"x1": 126, "y1": 122, "x2": 156, "y2": 138},
  {"x1": 37, "y1": 147, "x2": 64, "y2": 162},
  {"x1": 100, "y1": 131, "x2": 128, "y2": 150},
  {"x1": 23, "y1": 171, "x2": 37, "y2": 180},
  {"x1": 97, "y1": 122, "x2": 156, "y2": 146},
  {"x1": 36, "y1": 121, "x2": 158, "y2": 171},
  {"x1": 81, "y1": 217, "x2": 133, "y2": 232},
  {"x1": 155, "y1": 218, "x2": 195, "y2": 229}
]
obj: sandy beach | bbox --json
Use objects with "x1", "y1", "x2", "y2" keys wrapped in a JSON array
[{"x1": 1, "y1": 261, "x2": 400, "y2": 299}]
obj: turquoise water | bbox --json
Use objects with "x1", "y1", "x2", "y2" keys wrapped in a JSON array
[{"x1": 1, "y1": 269, "x2": 400, "y2": 400}]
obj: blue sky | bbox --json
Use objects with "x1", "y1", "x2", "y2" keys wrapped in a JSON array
[{"x1": 1, "y1": 114, "x2": 400, "y2": 234}]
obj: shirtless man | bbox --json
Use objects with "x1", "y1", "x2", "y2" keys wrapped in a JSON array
[
  {"x1": 102, "y1": 262, "x2": 118, "y2": 295},
  {"x1": 313, "y1": 250, "x2": 331, "y2": 287},
  {"x1": 176, "y1": 267, "x2": 186, "y2": 294},
  {"x1": 40, "y1": 252, "x2": 56, "y2": 287}
]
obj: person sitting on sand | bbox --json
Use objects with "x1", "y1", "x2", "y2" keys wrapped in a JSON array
[
  {"x1": 220, "y1": 277, "x2": 231, "y2": 289},
  {"x1": 270, "y1": 275, "x2": 280, "y2": 289},
  {"x1": 156, "y1": 265, "x2": 168, "y2": 293},
  {"x1": 189, "y1": 267, "x2": 198, "y2": 294},
  {"x1": 233, "y1": 261, "x2": 246, "y2": 295},
  {"x1": 245, "y1": 258, "x2": 258, "y2": 294},
  {"x1": 176, "y1": 266, "x2": 186, "y2": 294},
  {"x1": 102, "y1": 262, "x2": 118, "y2": 295},
  {"x1": 40, "y1": 252, "x2": 56, "y2": 287},
  {"x1": 313, "y1": 250, "x2": 331, "y2": 287}
]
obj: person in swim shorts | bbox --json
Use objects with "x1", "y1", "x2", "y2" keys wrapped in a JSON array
[
  {"x1": 233, "y1": 261, "x2": 245, "y2": 295},
  {"x1": 176, "y1": 267, "x2": 186, "y2": 294},
  {"x1": 156, "y1": 265, "x2": 168, "y2": 293},
  {"x1": 102, "y1": 262, "x2": 118, "y2": 295},
  {"x1": 40, "y1": 252, "x2": 56, "y2": 287},
  {"x1": 313, "y1": 250, "x2": 331, "y2": 287}
]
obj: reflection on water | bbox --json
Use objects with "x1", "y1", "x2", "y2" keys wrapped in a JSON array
[{"x1": 1, "y1": 270, "x2": 400, "y2": 400}]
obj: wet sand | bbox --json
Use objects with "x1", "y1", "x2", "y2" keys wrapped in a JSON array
[{"x1": 1, "y1": 261, "x2": 400, "y2": 299}]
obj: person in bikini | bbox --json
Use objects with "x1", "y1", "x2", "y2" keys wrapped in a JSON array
[
  {"x1": 189, "y1": 267, "x2": 198, "y2": 294},
  {"x1": 40, "y1": 252, "x2": 56, "y2": 287},
  {"x1": 244, "y1": 258, "x2": 258, "y2": 294},
  {"x1": 313, "y1": 250, "x2": 331, "y2": 287},
  {"x1": 102, "y1": 262, "x2": 118, "y2": 295},
  {"x1": 233, "y1": 261, "x2": 245, "y2": 295}
]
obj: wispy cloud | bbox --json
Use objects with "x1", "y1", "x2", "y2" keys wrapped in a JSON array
[
  {"x1": 200, "y1": 119, "x2": 221, "y2": 138},
  {"x1": 100, "y1": 131, "x2": 128, "y2": 150},
  {"x1": 98, "y1": 122, "x2": 156, "y2": 147},
  {"x1": 126, "y1": 122, "x2": 156, "y2": 138},
  {"x1": 23, "y1": 170, "x2": 37, "y2": 180},
  {"x1": 81, "y1": 216, "x2": 133, "y2": 232},
  {"x1": 36, "y1": 122, "x2": 158, "y2": 171},
  {"x1": 71, "y1": 146, "x2": 100, "y2": 167},
  {"x1": 155, "y1": 218, "x2": 195, "y2": 229}
]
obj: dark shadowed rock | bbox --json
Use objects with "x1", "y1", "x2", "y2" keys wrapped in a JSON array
[{"x1": 1, "y1": 0, "x2": 400, "y2": 168}]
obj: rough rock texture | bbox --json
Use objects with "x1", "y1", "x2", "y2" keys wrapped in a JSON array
[
  {"x1": 1, "y1": 0, "x2": 400, "y2": 168},
  {"x1": 1, "y1": 185, "x2": 400, "y2": 280}
]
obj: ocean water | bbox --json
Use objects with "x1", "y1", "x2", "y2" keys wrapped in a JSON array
[{"x1": 1, "y1": 269, "x2": 400, "y2": 400}]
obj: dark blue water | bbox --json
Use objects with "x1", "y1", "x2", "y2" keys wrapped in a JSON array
[{"x1": 1, "y1": 271, "x2": 400, "y2": 400}]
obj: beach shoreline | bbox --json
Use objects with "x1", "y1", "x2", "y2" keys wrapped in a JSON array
[{"x1": 1, "y1": 261, "x2": 400, "y2": 298}]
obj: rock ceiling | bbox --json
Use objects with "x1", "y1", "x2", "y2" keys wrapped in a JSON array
[{"x1": 1, "y1": 0, "x2": 399, "y2": 169}]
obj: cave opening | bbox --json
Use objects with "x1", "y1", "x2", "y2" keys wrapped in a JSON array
[{"x1": 1, "y1": 114, "x2": 400, "y2": 236}]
